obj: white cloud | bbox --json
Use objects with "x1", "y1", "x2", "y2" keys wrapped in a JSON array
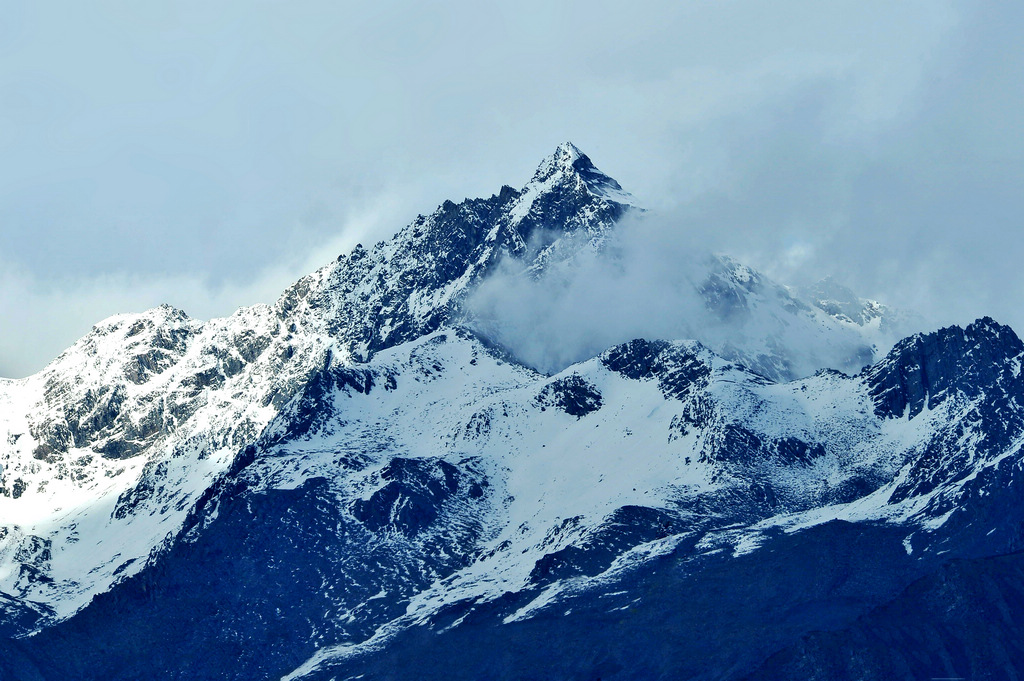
[{"x1": 466, "y1": 214, "x2": 882, "y2": 379}]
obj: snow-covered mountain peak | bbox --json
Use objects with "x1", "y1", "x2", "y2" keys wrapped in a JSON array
[
  {"x1": 866, "y1": 316, "x2": 1024, "y2": 420},
  {"x1": 532, "y1": 141, "x2": 587, "y2": 179},
  {"x1": 525, "y1": 141, "x2": 635, "y2": 208},
  {"x1": 276, "y1": 145, "x2": 637, "y2": 361}
]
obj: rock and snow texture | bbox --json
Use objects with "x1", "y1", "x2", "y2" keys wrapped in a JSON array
[
  {"x1": 0, "y1": 143, "x2": 896, "y2": 621},
  {"x1": 0, "y1": 142, "x2": 634, "y2": 622},
  {"x1": 273, "y1": 318, "x2": 1024, "y2": 681},
  {"x1": 0, "y1": 144, "x2": 1020, "y2": 681}
]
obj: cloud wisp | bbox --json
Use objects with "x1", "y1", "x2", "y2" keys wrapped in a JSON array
[{"x1": 465, "y1": 213, "x2": 894, "y2": 380}]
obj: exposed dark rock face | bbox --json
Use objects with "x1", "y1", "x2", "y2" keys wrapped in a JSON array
[
  {"x1": 865, "y1": 319, "x2": 1024, "y2": 504},
  {"x1": 602, "y1": 339, "x2": 713, "y2": 400},
  {"x1": 527, "y1": 505, "x2": 685, "y2": 586},
  {"x1": 535, "y1": 374, "x2": 603, "y2": 418},
  {"x1": 867, "y1": 316, "x2": 1024, "y2": 420},
  {"x1": 351, "y1": 457, "x2": 482, "y2": 537}
]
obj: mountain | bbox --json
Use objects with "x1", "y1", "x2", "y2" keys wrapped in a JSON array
[
  {"x1": 1, "y1": 144, "x2": 1021, "y2": 681},
  {"x1": 0, "y1": 142, "x2": 635, "y2": 625}
]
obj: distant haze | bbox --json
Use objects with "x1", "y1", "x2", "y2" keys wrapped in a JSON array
[{"x1": 3, "y1": 1, "x2": 1024, "y2": 377}]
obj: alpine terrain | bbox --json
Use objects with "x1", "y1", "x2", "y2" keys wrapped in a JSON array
[{"x1": 1, "y1": 143, "x2": 1023, "y2": 680}]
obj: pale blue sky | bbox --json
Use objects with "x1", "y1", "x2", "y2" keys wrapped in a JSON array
[{"x1": 2, "y1": 0, "x2": 1023, "y2": 376}]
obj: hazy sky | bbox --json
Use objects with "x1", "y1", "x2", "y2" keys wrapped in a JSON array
[{"x1": 2, "y1": 0, "x2": 1022, "y2": 377}]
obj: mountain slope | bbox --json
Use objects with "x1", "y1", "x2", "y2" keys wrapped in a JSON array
[
  {"x1": 2, "y1": 315, "x2": 1023, "y2": 681},
  {"x1": 0, "y1": 143, "x2": 634, "y2": 623}
]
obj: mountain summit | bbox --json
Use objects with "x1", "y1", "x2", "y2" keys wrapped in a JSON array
[
  {"x1": 527, "y1": 141, "x2": 634, "y2": 205},
  {"x1": 283, "y1": 142, "x2": 636, "y2": 360}
]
